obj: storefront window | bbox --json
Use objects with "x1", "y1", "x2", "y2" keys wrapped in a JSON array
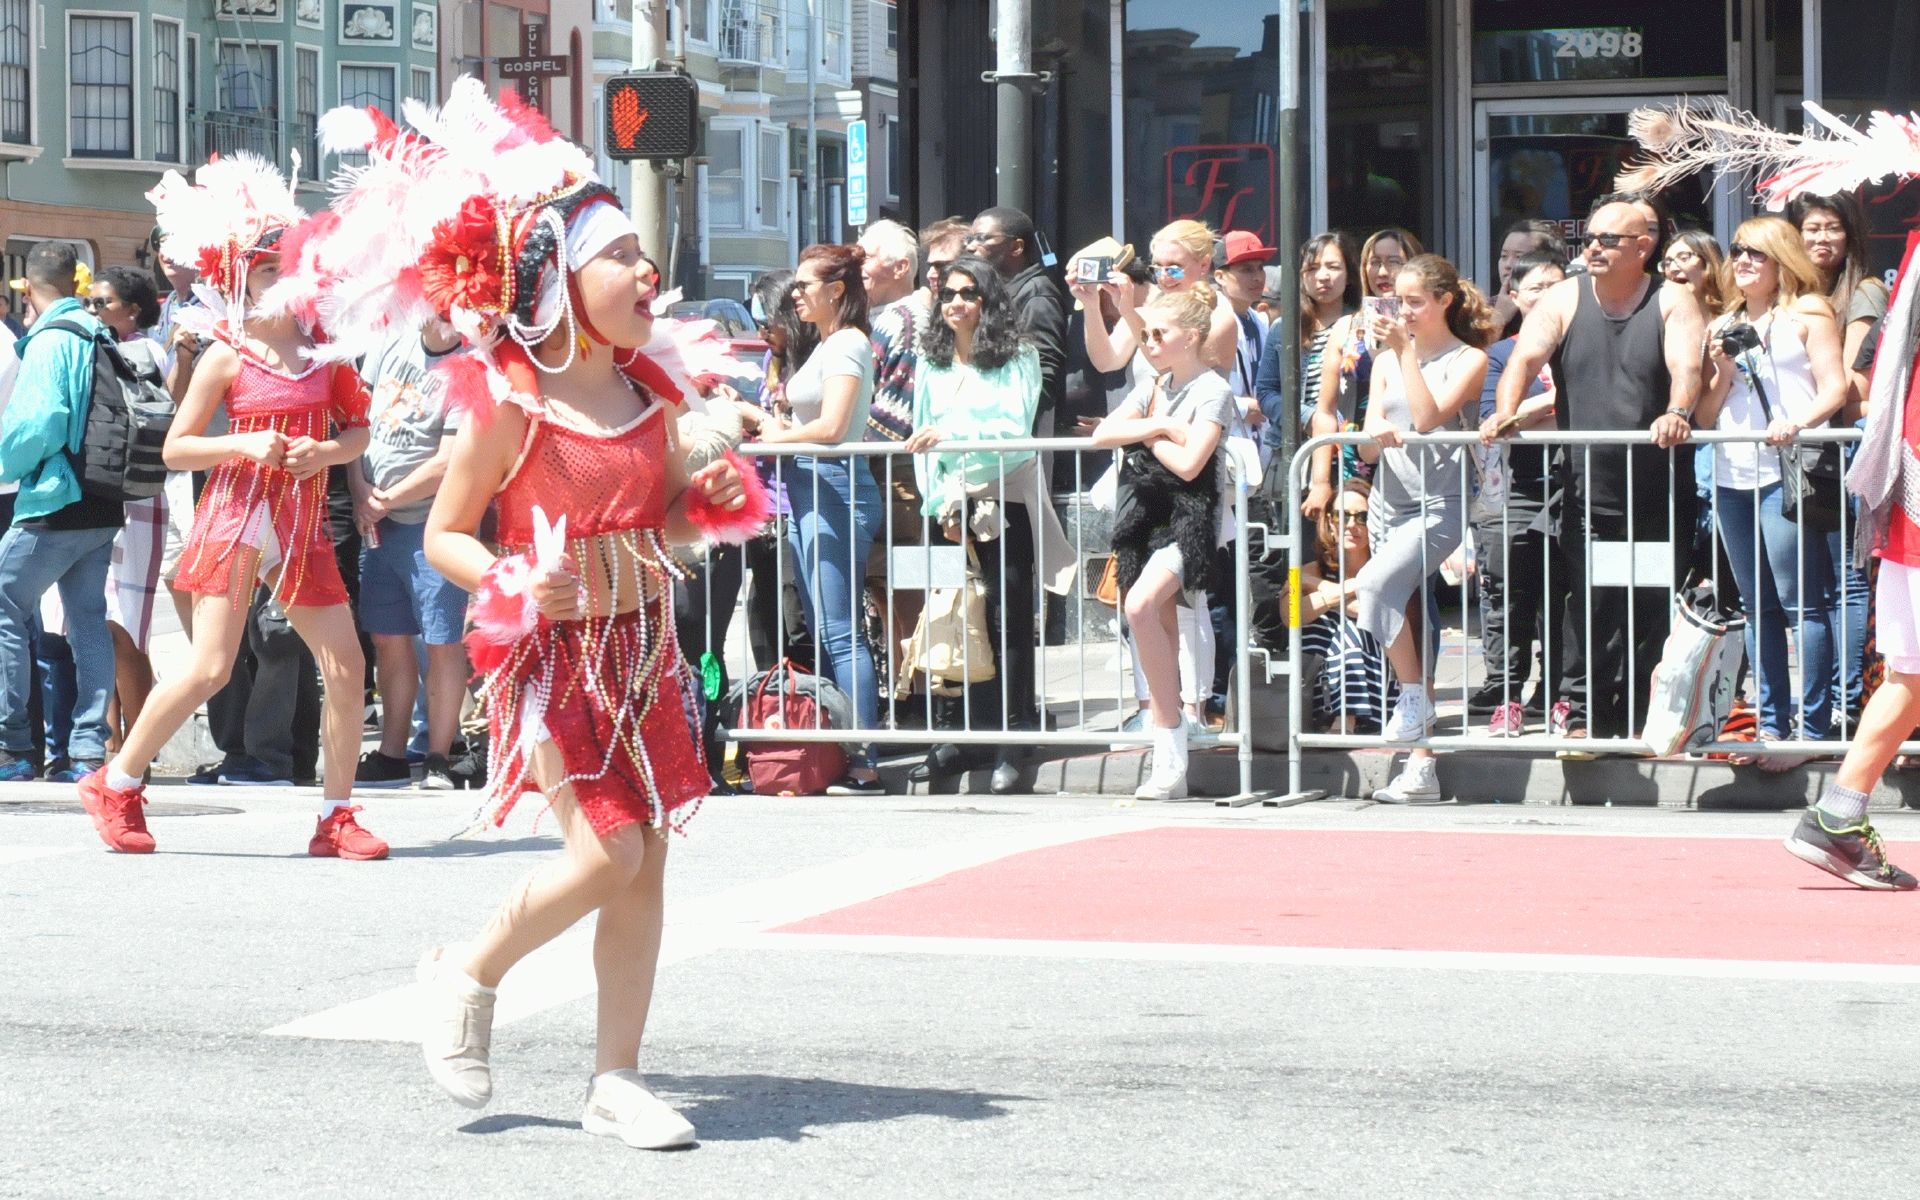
[
  {"x1": 1485, "y1": 110, "x2": 1711, "y2": 285},
  {"x1": 1121, "y1": 0, "x2": 1282, "y2": 250},
  {"x1": 1820, "y1": 0, "x2": 1920, "y2": 284},
  {"x1": 1471, "y1": 0, "x2": 1724, "y2": 85},
  {"x1": 1325, "y1": 1, "x2": 1430, "y2": 246}
]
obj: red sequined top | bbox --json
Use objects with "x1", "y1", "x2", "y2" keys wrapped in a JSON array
[
  {"x1": 496, "y1": 397, "x2": 669, "y2": 546},
  {"x1": 174, "y1": 352, "x2": 370, "y2": 607}
]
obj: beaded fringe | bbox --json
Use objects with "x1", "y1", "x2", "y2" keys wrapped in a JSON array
[
  {"x1": 464, "y1": 528, "x2": 702, "y2": 837},
  {"x1": 177, "y1": 409, "x2": 331, "y2": 608}
]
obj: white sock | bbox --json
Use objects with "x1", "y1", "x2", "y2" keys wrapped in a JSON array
[
  {"x1": 1815, "y1": 784, "x2": 1870, "y2": 825},
  {"x1": 105, "y1": 762, "x2": 144, "y2": 792},
  {"x1": 319, "y1": 799, "x2": 351, "y2": 818}
]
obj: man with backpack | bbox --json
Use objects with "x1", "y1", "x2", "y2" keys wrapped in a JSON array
[{"x1": 0, "y1": 242, "x2": 132, "y2": 780}]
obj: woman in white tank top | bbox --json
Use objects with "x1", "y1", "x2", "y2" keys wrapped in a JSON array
[{"x1": 1695, "y1": 217, "x2": 1848, "y2": 758}]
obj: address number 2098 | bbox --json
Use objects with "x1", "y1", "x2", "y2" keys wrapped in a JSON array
[{"x1": 1552, "y1": 29, "x2": 1643, "y2": 58}]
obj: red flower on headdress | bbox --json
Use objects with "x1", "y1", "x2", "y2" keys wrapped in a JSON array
[
  {"x1": 419, "y1": 194, "x2": 506, "y2": 315},
  {"x1": 195, "y1": 245, "x2": 225, "y2": 280}
]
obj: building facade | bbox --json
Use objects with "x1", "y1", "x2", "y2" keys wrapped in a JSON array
[
  {"x1": 0, "y1": 0, "x2": 600, "y2": 315},
  {"x1": 904, "y1": 0, "x2": 1920, "y2": 293}
]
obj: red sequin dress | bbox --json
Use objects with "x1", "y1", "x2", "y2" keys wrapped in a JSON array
[
  {"x1": 174, "y1": 352, "x2": 370, "y2": 607},
  {"x1": 477, "y1": 394, "x2": 709, "y2": 837}
]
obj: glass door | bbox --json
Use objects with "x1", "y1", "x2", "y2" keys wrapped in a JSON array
[{"x1": 1471, "y1": 94, "x2": 1727, "y2": 294}]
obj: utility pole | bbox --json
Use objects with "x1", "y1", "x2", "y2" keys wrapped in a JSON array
[
  {"x1": 992, "y1": 0, "x2": 1032, "y2": 212},
  {"x1": 630, "y1": 0, "x2": 671, "y2": 263},
  {"x1": 1273, "y1": 0, "x2": 1301, "y2": 524},
  {"x1": 806, "y1": 0, "x2": 819, "y2": 247}
]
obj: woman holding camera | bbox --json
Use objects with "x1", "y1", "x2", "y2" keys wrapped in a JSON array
[{"x1": 1694, "y1": 216, "x2": 1848, "y2": 764}]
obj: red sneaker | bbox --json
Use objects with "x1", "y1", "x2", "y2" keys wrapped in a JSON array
[
  {"x1": 77, "y1": 768, "x2": 155, "y2": 854},
  {"x1": 309, "y1": 805, "x2": 389, "y2": 861}
]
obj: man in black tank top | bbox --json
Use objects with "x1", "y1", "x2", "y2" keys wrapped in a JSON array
[{"x1": 1483, "y1": 194, "x2": 1707, "y2": 742}]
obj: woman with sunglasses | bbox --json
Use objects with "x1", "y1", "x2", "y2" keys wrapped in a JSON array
[
  {"x1": 754, "y1": 244, "x2": 886, "y2": 794},
  {"x1": 1300, "y1": 227, "x2": 1424, "y2": 522},
  {"x1": 1075, "y1": 219, "x2": 1239, "y2": 382},
  {"x1": 1694, "y1": 217, "x2": 1847, "y2": 768},
  {"x1": 1092, "y1": 284, "x2": 1238, "y2": 800},
  {"x1": 79, "y1": 267, "x2": 182, "y2": 770},
  {"x1": 1298, "y1": 478, "x2": 1397, "y2": 733},
  {"x1": 903, "y1": 255, "x2": 1072, "y2": 792}
]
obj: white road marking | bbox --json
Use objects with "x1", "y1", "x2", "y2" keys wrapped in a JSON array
[
  {"x1": 266, "y1": 815, "x2": 1165, "y2": 1041},
  {"x1": 0, "y1": 845, "x2": 83, "y2": 866},
  {"x1": 754, "y1": 933, "x2": 1920, "y2": 985}
]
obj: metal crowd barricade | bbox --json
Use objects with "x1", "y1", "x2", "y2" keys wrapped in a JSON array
[
  {"x1": 1281, "y1": 427, "x2": 1877, "y2": 803},
  {"x1": 679, "y1": 436, "x2": 1264, "y2": 804}
]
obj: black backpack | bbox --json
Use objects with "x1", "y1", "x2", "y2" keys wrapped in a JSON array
[{"x1": 41, "y1": 319, "x2": 174, "y2": 502}]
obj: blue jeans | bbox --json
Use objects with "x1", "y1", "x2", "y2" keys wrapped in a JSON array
[
  {"x1": 1714, "y1": 484, "x2": 1836, "y2": 739},
  {"x1": 782, "y1": 456, "x2": 884, "y2": 768},
  {"x1": 0, "y1": 523, "x2": 118, "y2": 760},
  {"x1": 37, "y1": 626, "x2": 75, "y2": 760},
  {"x1": 1829, "y1": 525, "x2": 1869, "y2": 717}
]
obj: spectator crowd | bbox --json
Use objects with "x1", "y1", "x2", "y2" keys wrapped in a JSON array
[{"x1": 0, "y1": 186, "x2": 1904, "y2": 806}]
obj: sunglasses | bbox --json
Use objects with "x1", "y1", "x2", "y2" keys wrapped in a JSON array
[
  {"x1": 1728, "y1": 243, "x2": 1772, "y2": 263},
  {"x1": 962, "y1": 232, "x2": 1005, "y2": 248},
  {"x1": 1152, "y1": 264, "x2": 1186, "y2": 281},
  {"x1": 937, "y1": 286, "x2": 982, "y2": 304},
  {"x1": 1141, "y1": 326, "x2": 1183, "y2": 344},
  {"x1": 78, "y1": 296, "x2": 110, "y2": 311},
  {"x1": 1584, "y1": 232, "x2": 1639, "y2": 250}
]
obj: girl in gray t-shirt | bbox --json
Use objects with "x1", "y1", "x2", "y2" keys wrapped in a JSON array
[{"x1": 1092, "y1": 285, "x2": 1234, "y2": 802}]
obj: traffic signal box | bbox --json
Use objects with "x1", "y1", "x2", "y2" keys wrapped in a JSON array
[{"x1": 603, "y1": 73, "x2": 700, "y2": 162}]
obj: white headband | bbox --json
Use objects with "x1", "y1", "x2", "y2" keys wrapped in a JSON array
[{"x1": 565, "y1": 201, "x2": 639, "y2": 268}]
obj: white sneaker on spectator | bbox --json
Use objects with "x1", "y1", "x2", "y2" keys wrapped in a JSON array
[
  {"x1": 1373, "y1": 756, "x2": 1442, "y2": 804},
  {"x1": 1382, "y1": 685, "x2": 1432, "y2": 743}
]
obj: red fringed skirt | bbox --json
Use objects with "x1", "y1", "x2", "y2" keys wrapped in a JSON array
[{"x1": 475, "y1": 594, "x2": 709, "y2": 838}]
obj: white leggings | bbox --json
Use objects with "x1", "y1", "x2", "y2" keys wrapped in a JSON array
[{"x1": 1129, "y1": 590, "x2": 1213, "y2": 707}]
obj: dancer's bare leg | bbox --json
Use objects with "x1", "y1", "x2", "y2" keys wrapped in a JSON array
[
  {"x1": 591, "y1": 826, "x2": 668, "y2": 1073},
  {"x1": 107, "y1": 591, "x2": 249, "y2": 777},
  {"x1": 458, "y1": 738, "x2": 653, "y2": 988},
  {"x1": 282, "y1": 601, "x2": 367, "y2": 805}
]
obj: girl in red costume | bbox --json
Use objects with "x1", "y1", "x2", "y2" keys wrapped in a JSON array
[
  {"x1": 297, "y1": 79, "x2": 760, "y2": 1147},
  {"x1": 77, "y1": 154, "x2": 384, "y2": 860}
]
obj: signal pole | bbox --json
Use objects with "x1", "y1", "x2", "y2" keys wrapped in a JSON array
[{"x1": 630, "y1": 0, "x2": 671, "y2": 262}]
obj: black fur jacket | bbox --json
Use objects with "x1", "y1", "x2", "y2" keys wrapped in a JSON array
[{"x1": 1112, "y1": 446, "x2": 1222, "y2": 596}]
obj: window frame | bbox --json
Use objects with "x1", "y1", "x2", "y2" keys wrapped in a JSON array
[
  {"x1": 884, "y1": 113, "x2": 900, "y2": 200},
  {"x1": 408, "y1": 65, "x2": 435, "y2": 107},
  {"x1": 884, "y1": 0, "x2": 897, "y2": 54},
  {"x1": 214, "y1": 38, "x2": 282, "y2": 163},
  {"x1": 336, "y1": 61, "x2": 398, "y2": 117},
  {"x1": 757, "y1": 123, "x2": 785, "y2": 232},
  {"x1": 151, "y1": 16, "x2": 183, "y2": 164},
  {"x1": 295, "y1": 44, "x2": 320, "y2": 180},
  {"x1": 707, "y1": 115, "x2": 789, "y2": 235},
  {"x1": 0, "y1": 0, "x2": 34, "y2": 147},
  {"x1": 67, "y1": 11, "x2": 140, "y2": 160},
  {"x1": 705, "y1": 118, "x2": 749, "y2": 232}
]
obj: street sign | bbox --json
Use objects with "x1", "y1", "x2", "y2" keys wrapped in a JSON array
[
  {"x1": 603, "y1": 73, "x2": 699, "y2": 161},
  {"x1": 846, "y1": 118, "x2": 868, "y2": 227},
  {"x1": 497, "y1": 56, "x2": 570, "y2": 77}
]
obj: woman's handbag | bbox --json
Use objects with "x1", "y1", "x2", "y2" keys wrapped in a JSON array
[
  {"x1": 902, "y1": 544, "x2": 997, "y2": 685},
  {"x1": 1094, "y1": 555, "x2": 1121, "y2": 607},
  {"x1": 1742, "y1": 321, "x2": 1845, "y2": 532}
]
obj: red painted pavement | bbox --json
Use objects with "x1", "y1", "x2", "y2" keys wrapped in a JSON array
[{"x1": 774, "y1": 828, "x2": 1920, "y2": 964}]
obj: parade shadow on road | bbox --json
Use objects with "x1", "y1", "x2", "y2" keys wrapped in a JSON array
[{"x1": 458, "y1": 1073, "x2": 1029, "y2": 1142}]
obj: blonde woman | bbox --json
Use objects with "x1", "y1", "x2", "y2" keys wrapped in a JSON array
[
  {"x1": 1077, "y1": 218, "x2": 1239, "y2": 378},
  {"x1": 1301, "y1": 227, "x2": 1424, "y2": 521},
  {"x1": 1091, "y1": 284, "x2": 1236, "y2": 800},
  {"x1": 1693, "y1": 216, "x2": 1847, "y2": 763}
]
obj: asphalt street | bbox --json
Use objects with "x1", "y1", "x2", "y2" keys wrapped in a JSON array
[{"x1": 5, "y1": 785, "x2": 1920, "y2": 1198}]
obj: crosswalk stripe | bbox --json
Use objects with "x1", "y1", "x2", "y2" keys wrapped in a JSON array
[
  {"x1": 753, "y1": 932, "x2": 1920, "y2": 984},
  {"x1": 266, "y1": 816, "x2": 1164, "y2": 1041}
]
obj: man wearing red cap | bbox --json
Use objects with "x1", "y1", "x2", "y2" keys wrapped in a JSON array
[{"x1": 1215, "y1": 230, "x2": 1276, "y2": 407}]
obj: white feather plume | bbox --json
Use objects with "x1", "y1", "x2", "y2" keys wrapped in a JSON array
[{"x1": 1619, "y1": 99, "x2": 1920, "y2": 208}]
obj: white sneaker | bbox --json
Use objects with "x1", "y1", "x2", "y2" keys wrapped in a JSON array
[
  {"x1": 582, "y1": 1069, "x2": 697, "y2": 1149},
  {"x1": 1382, "y1": 686, "x2": 1432, "y2": 743},
  {"x1": 1134, "y1": 722, "x2": 1189, "y2": 800},
  {"x1": 418, "y1": 947, "x2": 495, "y2": 1109},
  {"x1": 1373, "y1": 756, "x2": 1443, "y2": 804}
]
